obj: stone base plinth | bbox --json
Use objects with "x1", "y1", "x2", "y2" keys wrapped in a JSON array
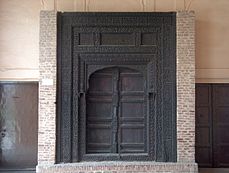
[{"x1": 37, "y1": 161, "x2": 198, "y2": 173}]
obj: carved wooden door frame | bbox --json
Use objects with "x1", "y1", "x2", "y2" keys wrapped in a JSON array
[{"x1": 56, "y1": 12, "x2": 177, "y2": 163}]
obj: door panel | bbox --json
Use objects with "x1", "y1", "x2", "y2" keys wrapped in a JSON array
[
  {"x1": 196, "y1": 84, "x2": 229, "y2": 168},
  {"x1": 0, "y1": 83, "x2": 38, "y2": 169},
  {"x1": 119, "y1": 68, "x2": 145, "y2": 154},
  {"x1": 195, "y1": 84, "x2": 213, "y2": 167},
  {"x1": 196, "y1": 147, "x2": 212, "y2": 167},
  {"x1": 121, "y1": 102, "x2": 144, "y2": 118},
  {"x1": 86, "y1": 69, "x2": 113, "y2": 154},
  {"x1": 213, "y1": 85, "x2": 229, "y2": 167},
  {"x1": 196, "y1": 107, "x2": 211, "y2": 125}
]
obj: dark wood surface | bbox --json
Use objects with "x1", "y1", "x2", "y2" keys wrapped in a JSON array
[
  {"x1": 195, "y1": 84, "x2": 213, "y2": 167},
  {"x1": 86, "y1": 67, "x2": 146, "y2": 154},
  {"x1": 196, "y1": 84, "x2": 229, "y2": 168},
  {"x1": 213, "y1": 85, "x2": 229, "y2": 167},
  {"x1": 57, "y1": 12, "x2": 176, "y2": 162},
  {"x1": 199, "y1": 168, "x2": 229, "y2": 173},
  {"x1": 0, "y1": 83, "x2": 38, "y2": 169}
]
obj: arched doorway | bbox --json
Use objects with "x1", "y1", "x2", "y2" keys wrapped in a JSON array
[{"x1": 86, "y1": 67, "x2": 146, "y2": 154}]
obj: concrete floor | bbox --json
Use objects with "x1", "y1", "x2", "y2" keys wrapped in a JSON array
[{"x1": 199, "y1": 168, "x2": 229, "y2": 173}]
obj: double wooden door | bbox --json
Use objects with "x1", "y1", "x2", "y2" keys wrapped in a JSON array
[
  {"x1": 86, "y1": 67, "x2": 146, "y2": 154},
  {"x1": 196, "y1": 84, "x2": 229, "y2": 167}
]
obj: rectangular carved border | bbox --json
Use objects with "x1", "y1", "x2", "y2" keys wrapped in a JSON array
[{"x1": 56, "y1": 12, "x2": 176, "y2": 163}]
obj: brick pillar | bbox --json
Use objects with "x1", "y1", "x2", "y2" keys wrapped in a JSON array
[
  {"x1": 176, "y1": 11, "x2": 196, "y2": 162},
  {"x1": 38, "y1": 11, "x2": 57, "y2": 164}
]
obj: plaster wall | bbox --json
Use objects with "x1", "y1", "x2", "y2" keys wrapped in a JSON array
[{"x1": 0, "y1": 0, "x2": 229, "y2": 83}]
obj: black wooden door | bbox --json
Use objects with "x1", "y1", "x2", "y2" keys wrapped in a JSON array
[
  {"x1": 57, "y1": 12, "x2": 176, "y2": 163},
  {"x1": 119, "y1": 68, "x2": 146, "y2": 154},
  {"x1": 196, "y1": 84, "x2": 229, "y2": 168},
  {"x1": 213, "y1": 85, "x2": 229, "y2": 167},
  {"x1": 195, "y1": 84, "x2": 213, "y2": 167},
  {"x1": 86, "y1": 67, "x2": 146, "y2": 154},
  {"x1": 86, "y1": 68, "x2": 114, "y2": 154}
]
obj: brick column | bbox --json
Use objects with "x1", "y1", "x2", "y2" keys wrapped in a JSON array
[
  {"x1": 176, "y1": 11, "x2": 196, "y2": 162},
  {"x1": 38, "y1": 11, "x2": 57, "y2": 164}
]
